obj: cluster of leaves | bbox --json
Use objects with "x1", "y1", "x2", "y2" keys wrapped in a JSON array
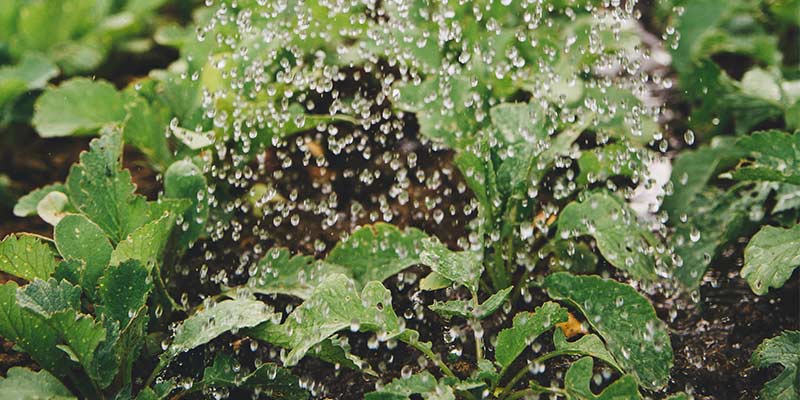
[
  {"x1": 0, "y1": 0, "x2": 186, "y2": 126},
  {"x1": 662, "y1": 0, "x2": 800, "y2": 137},
  {"x1": 660, "y1": 0, "x2": 800, "y2": 397}
]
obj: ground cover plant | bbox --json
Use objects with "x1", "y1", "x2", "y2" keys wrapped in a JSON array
[{"x1": 0, "y1": 0, "x2": 797, "y2": 399}]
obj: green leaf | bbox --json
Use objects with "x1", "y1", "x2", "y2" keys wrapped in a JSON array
[
  {"x1": 495, "y1": 302, "x2": 568, "y2": 369},
  {"x1": 557, "y1": 192, "x2": 658, "y2": 281},
  {"x1": 65, "y1": 130, "x2": 166, "y2": 244},
  {"x1": 200, "y1": 354, "x2": 308, "y2": 400},
  {"x1": 164, "y1": 159, "x2": 208, "y2": 248},
  {"x1": 242, "y1": 248, "x2": 345, "y2": 300},
  {"x1": 16, "y1": 278, "x2": 80, "y2": 317},
  {"x1": 364, "y1": 371, "x2": 455, "y2": 400},
  {"x1": 13, "y1": 183, "x2": 67, "y2": 217},
  {"x1": 0, "y1": 367, "x2": 75, "y2": 400},
  {"x1": 661, "y1": 136, "x2": 742, "y2": 220},
  {"x1": 326, "y1": 223, "x2": 428, "y2": 286},
  {"x1": 672, "y1": 183, "x2": 772, "y2": 289},
  {"x1": 428, "y1": 286, "x2": 512, "y2": 320},
  {"x1": 732, "y1": 130, "x2": 800, "y2": 185},
  {"x1": 0, "y1": 53, "x2": 59, "y2": 108},
  {"x1": 37, "y1": 191, "x2": 71, "y2": 226},
  {"x1": 544, "y1": 273, "x2": 672, "y2": 390},
  {"x1": 0, "y1": 282, "x2": 71, "y2": 376},
  {"x1": 122, "y1": 98, "x2": 172, "y2": 170},
  {"x1": 576, "y1": 144, "x2": 643, "y2": 186},
  {"x1": 0, "y1": 234, "x2": 58, "y2": 281},
  {"x1": 97, "y1": 260, "x2": 153, "y2": 327},
  {"x1": 552, "y1": 329, "x2": 622, "y2": 373},
  {"x1": 163, "y1": 298, "x2": 276, "y2": 362},
  {"x1": 109, "y1": 210, "x2": 180, "y2": 271},
  {"x1": 419, "y1": 271, "x2": 453, "y2": 291},
  {"x1": 54, "y1": 214, "x2": 112, "y2": 295},
  {"x1": 33, "y1": 78, "x2": 126, "y2": 137},
  {"x1": 489, "y1": 102, "x2": 548, "y2": 143},
  {"x1": 420, "y1": 238, "x2": 482, "y2": 292},
  {"x1": 563, "y1": 357, "x2": 641, "y2": 400},
  {"x1": 741, "y1": 225, "x2": 800, "y2": 295},
  {"x1": 250, "y1": 274, "x2": 413, "y2": 366},
  {"x1": 751, "y1": 331, "x2": 800, "y2": 400}
]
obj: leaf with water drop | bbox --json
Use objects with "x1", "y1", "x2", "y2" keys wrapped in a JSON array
[
  {"x1": 751, "y1": 330, "x2": 800, "y2": 400},
  {"x1": 54, "y1": 214, "x2": 112, "y2": 297},
  {"x1": 109, "y1": 210, "x2": 181, "y2": 272},
  {"x1": 162, "y1": 298, "x2": 276, "y2": 362},
  {"x1": 364, "y1": 371, "x2": 455, "y2": 400},
  {"x1": 164, "y1": 159, "x2": 208, "y2": 248},
  {"x1": 731, "y1": 130, "x2": 800, "y2": 185},
  {"x1": 576, "y1": 144, "x2": 643, "y2": 186},
  {"x1": 495, "y1": 302, "x2": 568, "y2": 370},
  {"x1": 33, "y1": 78, "x2": 126, "y2": 137},
  {"x1": 0, "y1": 367, "x2": 75, "y2": 400},
  {"x1": 241, "y1": 248, "x2": 346, "y2": 300},
  {"x1": 552, "y1": 329, "x2": 622, "y2": 373},
  {"x1": 97, "y1": 260, "x2": 152, "y2": 327},
  {"x1": 557, "y1": 192, "x2": 659, "y2": 281},
  {"x1": 0, "y1": 282, "x2": 71, "y2": 377},
  {"x1": 562, "y1": 357, "x2": 641, "y2": 399},
  {"x1": 0, "y1": 233, "x2": 58, "y2": 281},
  {"x1": 420, "y1": 238, "x2": 483, "y2": 293},
  {"x1": 544, "y1": 273, "x2": 673, "y2": 390},
  {"x1": 249, "y1": 274, "x2": 413, "y2": 366},
  {"x1": 200, "y1": 353, "x2": 308, "y2": 400},
  {"x1": 741, "y1": 224, "x2": 800, "y2": 295},
  {"x1": 326, "y1": 223, "x2": 428, "y2": 286},
  {"x1": 428, "y1": 286, "x2": 512, "y2": 320}
]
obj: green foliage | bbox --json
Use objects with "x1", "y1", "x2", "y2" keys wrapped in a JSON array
[
  {"x1": 562, "y1": 357, "x2": 641, "y2": 399},
  {"x1": 741, "y1": 225, "x2": 800, "y2": 295},
  {"x1": 544, "y1": 273, "x2": 673, "y2": 390},
  {"x1": 751, "y1": 331, "x2": 800, "y2": 400},
  {"x1": 0, "y1": 367, "x2": 75, "y2": 400},
  {"x1": 0, "y1": 234, "x2": 58, "y2": 281},
  {"x1": 365, "y1": 372, "x2": 455, "y2": 400},
  {"x1": 33, "y1": 78, "x2": 127, "y2": 137},
  {"x1": 495, "y1": 302, "x2": 568, "y2": 369},
  {"x1": 557, "y1": 192, "x2": 660, "y2": 281}
]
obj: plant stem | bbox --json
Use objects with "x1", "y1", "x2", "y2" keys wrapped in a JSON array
[
  {"x1": 499, "y1": 351, "x2": 561, "y2": 398},
  {"x1": 470, "y1": 290, "x2": 484, "y2": 362}
]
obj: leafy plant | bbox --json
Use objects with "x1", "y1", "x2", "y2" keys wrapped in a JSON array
[{"x1": 751, "y1": 330, "x2": 800, "y2": 399}]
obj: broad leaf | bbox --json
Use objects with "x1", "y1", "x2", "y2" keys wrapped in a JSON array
[
  {"x1": 420, "y1": 238, "x2": 482, "y2": 292},
  {"x1": 552, "y1": 329, "x2": 622, "y2": 373},
  {"x1": 544, "y1": 273, "x2": 672, "y2": 390},
  {"x1": 661, "y1": 136, "x2": 742, "y2": 220},
  {"x1": 163, "y1": 298, "x2": 276, "y2": 362},
  {"x1": 65, "y1": 130, "x2": 167, "y2": 244},
  {"x1": 489, "y1": 102, "x2": 548, "y2": 143},
  {"x1": 495, "y1": 302, "x2": 568, "y2": 369},
  {"x1": 250, "y1": 274, "x2": 413, "y2": 366},
  {"x1": 428, "y1": 286, "x2": 512, "y2": 320},
  {"x1": 33, "y1": 78, "x2": 126, "y2": 137},
  {"x1": 563, "y1": 357, "x2": 641, "y2": 399},
  {"x1": 164, "y1": 160, "x2": 208, "y2": 248},
  {"x1": 109, "y1": 210, "x2": 180, "y2": 271},
  {"x1": 326, "y1": 223, "x2": 428, "y2": 286},
  {"x1": 122, "y1": 98, "x2": 172, "y2": 170},
  {"x1": 751, "y1": 330, "x2": 800, "y2": 400},
  {"x1": 242, "y1": 248, "x2": 345, "y2": 300},
  {"x1": 0, "y1": 234, "x2": 58, "y2": 281},
  {"x1": 0, "y1": 282, "x2": 71, "y2": 376},
  {"x1": 16, "y1": 278, "x2": 80, "y2": 317},
  {"x1": 0, "y1": 367, "x2": 75, "y2": 400},
  {"x1": 557, "y1": 192, "x2": 659, "y2": 281},
  {"x1": 364, "y1": 371, "x2": 455, "y2": 400},
  {"x1": 732, "y1": 130, "x2": 800, "y2": 184},
  {"x1": 54, "y1": 214, "x2": 112, "y2": 295},
  {"x1": 200, "y1": 353, "x2": 308, "y2": 400},
  {"x1": 0, "y1": 53, "x2": 59, "y2": 108},
  {"x1": 741, "y1": 224, "x2": 800, "y2": 295},
  {"x1": 13, "y1": 183, "x2": 67, "y2": 217},
  {"x1": 97, "y1": 260, "x2": 153, "y2": 327}
]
